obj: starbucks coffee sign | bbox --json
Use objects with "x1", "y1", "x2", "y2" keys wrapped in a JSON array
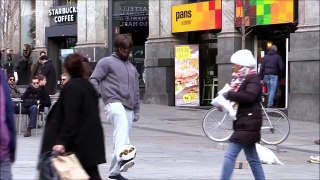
[{"x1": 49, "y1": 5, "x2": 77, "y2": 23}]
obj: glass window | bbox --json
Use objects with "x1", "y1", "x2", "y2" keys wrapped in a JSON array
[{"x1": 55, "y1": 0, "x2": 77, "y2": 6}]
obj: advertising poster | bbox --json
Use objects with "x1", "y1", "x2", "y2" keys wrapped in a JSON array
[{"x1": 175, "y1": 45, "x2": 199, "y2": 106}]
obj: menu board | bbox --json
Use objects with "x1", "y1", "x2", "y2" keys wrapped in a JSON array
[{"x1": 175, "y1": 45, "x2": 199, "y2": 106}]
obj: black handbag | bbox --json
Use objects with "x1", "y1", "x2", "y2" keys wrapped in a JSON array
[{"x1": 38, "y1": 151, "x2": 60, "y2": 180}]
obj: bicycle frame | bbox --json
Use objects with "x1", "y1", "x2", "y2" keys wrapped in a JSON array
[{"x1": 260, "y1": 103, "x2": 275, "y2": 131}]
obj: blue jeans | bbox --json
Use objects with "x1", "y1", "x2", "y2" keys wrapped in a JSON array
[
  {"x1": 263, "y1": 75, "x2": 278, "y2": 108},
  {"x1": 21, "y1": 105, "x2": 38, "y2": 129},
  {"x1": 220, "y1": 142, "x2": 265, "y2": 180},
  {"x1": 0, "y1": 158, "x2": 12, "y2": 180}
]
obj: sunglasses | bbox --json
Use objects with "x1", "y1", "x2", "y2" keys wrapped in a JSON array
[
  {"x1": 32, "y1": 82, "x2": 39, "y2": 85},
  {"x1": 9, "y1": 78, "x2": 15, "y2": 82},
  {"x1": 61, "y1": 78, "x2": 66, "y2": 81}
]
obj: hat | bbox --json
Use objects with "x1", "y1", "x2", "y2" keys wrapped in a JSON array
[{"x1": 230, "y1": 49, "x2": 256, "y2": 68}]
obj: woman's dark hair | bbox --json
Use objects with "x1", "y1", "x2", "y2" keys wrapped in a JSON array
[
  {"x1": 114, "y1": 33, "x2": 133, "y2": 52},
  {"x1": 64, "y1": 53, "x2": 90, "y2": 79}
]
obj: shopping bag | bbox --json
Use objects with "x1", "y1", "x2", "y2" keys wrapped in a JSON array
[
  {"x1": 51, "y1": 153, "x2": 89, "y2": 180},
  {"x1": 38, "y1": 151, "x2": 60, "y2": 180}
]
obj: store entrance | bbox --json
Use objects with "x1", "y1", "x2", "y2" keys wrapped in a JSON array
[
  {"x1": 256, "y1": 34, "x2": 288, "y2": 108},
  {"x1": 189, "y1": 32, "x2": 218, "y2": 106},
  {"x1": 47, "y1": 36, "x2": 77, "y2": 85}
]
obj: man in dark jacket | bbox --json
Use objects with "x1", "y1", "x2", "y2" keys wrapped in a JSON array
[
  {"x1": 21, "y1": 76, "x2": 51, "y2": 137},
  {"x1": 38, "y1": 55, "x2": 57, "y2": 95},
  {"x1": 259, "y1": 45, "x2": 284, "y2": 108}
]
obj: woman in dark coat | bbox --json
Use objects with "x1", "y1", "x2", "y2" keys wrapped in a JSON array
[
  {"x1": 40, "y1": 53, "x2": 106, "y2": 179},
  {"x1": 220, "y1": 50, "x2": 265, "y2": 180}
]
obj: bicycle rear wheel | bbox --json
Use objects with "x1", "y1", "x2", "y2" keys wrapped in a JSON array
[
  {"x1": 261, "y1": 109, "x2": 290, "y2": 145},
  {"x1": 202, "y1": 108, "x2": 233, "y2": 142}
]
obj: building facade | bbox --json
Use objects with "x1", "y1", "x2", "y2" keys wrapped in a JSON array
[
  {"x1": 32, "y1": 0, "x2": 148, "y2": 88},
  {"x1": 144, "y1": 0, "x2": 319, "y2": 123},
  {"x1": 9, "y1": 0, "x2": 319, "y2": 122}
]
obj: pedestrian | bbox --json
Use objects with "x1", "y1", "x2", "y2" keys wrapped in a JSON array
[
  {"x1": 220, "y1": 49, "x2": 265, "y2": 180},
  {"x1": 90, "y1": 33, "x2": 140, "y2": 180},
  {"x1": 39, "y1": 53, "x2": 106, "y2": 179},
  {"x1": 0, "y1": 70, "x2": 17, "y2": 180},
  {"x1": 21, "y1": 76, "x2": 51, "y2": 137},
  {"x1": 31, "y1": 51, "x2": 46, "y2": 82},
  {"x1": 259, "y1": 45, "x2": 284, "y2": 108},
  {"x1": 60, "y1": 73, "x2": 70, "y2": 88},
  {"x1": 17, "y1": 44, "x2": 32, "y2": 85},
  {"x1": 37, "y1": 74, "x2": 51, "y2": 120},
  {"x1": 4, "y1": 48, "x2": 14, "y2": 75},
  {"x1": 38, "y1": 55, "x2": 57, "y2": 95}
]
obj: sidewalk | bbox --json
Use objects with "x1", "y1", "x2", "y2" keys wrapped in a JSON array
[{"x1": 12, "y1": 103, "x2": 319, "y2": 179}]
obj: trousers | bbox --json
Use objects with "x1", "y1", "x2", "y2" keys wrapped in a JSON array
[
  {"x1": 105, "y1": 102, "x2": 133, "y2": 176},
  {"x1": 0, "y1": 158, "x2": 12, "y2": 180},
  {"x1": 220, "y1": 142, "x2": 265, "y2": 180},
  {"x1": 263, "y1": 75, "x2": 278, "y2": 108}
]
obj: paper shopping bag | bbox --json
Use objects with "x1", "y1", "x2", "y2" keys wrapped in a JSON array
[{"x1": 51, "y1": 153, "x2": 89, "y2": 180}]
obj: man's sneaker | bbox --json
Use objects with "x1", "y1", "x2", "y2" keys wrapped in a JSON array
[
  {"x1": 109, "y1": 174, "x2": 128, "y2": 180},
  {"x1": 120, "y1": 158, "x2": 135, "y2": 172},
  {"x1": 119, "y1": 145, "x2": 136, "y2": 161}
]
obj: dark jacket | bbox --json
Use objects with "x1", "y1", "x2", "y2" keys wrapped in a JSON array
[
  {"x1": 226, "y1": 74, "x2": 262, "y2": 144},
  {"x1": 17, "y1": 50, "x2": 32, "y2": 85},
  {"x1": 0, "y1": 71, "x2": 17, "y2": 162},
  {"x1": 21, "y1": 86, "x2": 51, "y2": 108},
  {"x1": 259, "y1": 49, "x2": 284, "y2": 79},
  {"x1": 39, "y1": 60, "x2": 57, "y2": 95},
  {"x1": 40, "y1": 77, "x2": 106, "y2": 168},
  {"x1": 9, "y1": 85, "x2": 22, "y2": 98}
]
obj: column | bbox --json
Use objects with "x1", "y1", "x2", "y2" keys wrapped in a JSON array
[
  {"x1": 76, "y1": 0, "x2": 108, "y2": 62},
  {"x1": 288, "y1": 1, "x2": 320, "y2": 122},
  {"x1": 144, "y1": 0, "x2": 183, "y2": 106},
  {"x1": 216, "y1": 0, "x2": 243, "y2": 89},
  {"x1": 33, "y1": 0, "x2": 52, "y2": 62}
]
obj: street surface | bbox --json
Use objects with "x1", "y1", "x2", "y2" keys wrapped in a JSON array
[{"x1": 12, "y1": 102, "x2": 319, "y2": 179}]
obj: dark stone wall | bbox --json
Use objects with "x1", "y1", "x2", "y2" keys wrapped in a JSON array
[
  {"x1": 288, "y1": 31, "x2": 320, "y2": 123},
  {"x1": 144, "y1": 39, "x2": 178, "y2": 106}
]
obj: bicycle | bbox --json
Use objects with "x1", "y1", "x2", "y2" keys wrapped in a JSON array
[{"x1": 202, "y1": 102, "x2": 290, "y2": 145}]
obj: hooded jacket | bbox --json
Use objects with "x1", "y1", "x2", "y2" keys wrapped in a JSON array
[{"x1": 90, "y1": 53, "x2": 140, "y2": 112}]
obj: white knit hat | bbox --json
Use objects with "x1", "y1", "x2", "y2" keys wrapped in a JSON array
[{"x1": 230, "y1": 49, "x2": 256, "y2": 68}]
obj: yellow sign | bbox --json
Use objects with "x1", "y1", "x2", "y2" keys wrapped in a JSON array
[
  {"x1": 172, "y1": 1, "x2": 222, "y2": 33},
  {"x1": 175, "y1": 46, "x2": 192, "y2": 61}
]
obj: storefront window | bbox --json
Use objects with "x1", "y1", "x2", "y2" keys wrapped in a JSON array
[{"x1": 54, "y1": 0, "x2": 77, "y2": 6}]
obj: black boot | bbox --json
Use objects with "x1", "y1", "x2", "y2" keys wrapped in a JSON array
[{"x1": 24, "y1": 128, "x2": 32, "y2": 137}]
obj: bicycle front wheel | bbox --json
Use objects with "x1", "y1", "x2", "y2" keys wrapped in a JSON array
[
  {"x1": 202, "y1": 108, "x2": 233, "y2": 142},
  {"x1": 261, "y1": 109, "x2": 290, "y2": 145}
]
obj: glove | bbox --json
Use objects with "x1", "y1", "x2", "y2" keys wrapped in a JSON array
[{"x1": 133, "y1": 113, "x2": 139, "y2": 122}]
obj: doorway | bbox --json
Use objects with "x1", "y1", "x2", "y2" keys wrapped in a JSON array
[{"x1": 256, "y1": 34, "x2": 288, "y2": 108}]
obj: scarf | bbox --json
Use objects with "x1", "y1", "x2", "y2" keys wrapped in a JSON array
[{"x1": 230, "y1": 67, "x2": 257, "y2": 92}]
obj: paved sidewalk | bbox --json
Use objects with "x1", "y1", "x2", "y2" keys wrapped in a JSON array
[{"x1": 12, "y1": 103, "x2": 319, "y2": 179}]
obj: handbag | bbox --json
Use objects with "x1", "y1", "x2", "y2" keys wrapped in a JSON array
[
  {"x1": 38, "y1": 151, "x2": 60, "y2": 180},
  {"x1": 51, "y1": 153, "x2": 89, "y2": 180}
]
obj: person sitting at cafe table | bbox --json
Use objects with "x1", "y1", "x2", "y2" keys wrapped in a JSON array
[
  {"x1": 21, "y1": 76, "x2": 51, "y2": 137},
  {"x1": 7, "y1": 74, "x2": 22, "y2": 98}
]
